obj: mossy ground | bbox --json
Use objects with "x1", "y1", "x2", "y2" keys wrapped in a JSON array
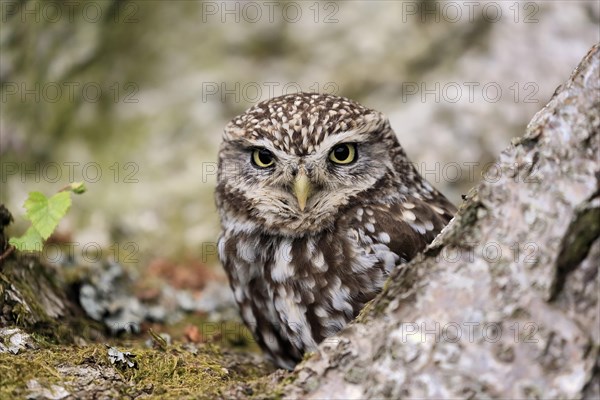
[
  {"x1": 0, "y1": 252, "x2": 283, "y2": 399},
  {"x1": 0, "y1": 320, "x2": 279, "y2": 399}
]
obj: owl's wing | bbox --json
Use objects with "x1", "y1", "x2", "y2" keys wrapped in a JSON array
[{"x1": 344, "y1": 195, "x2": 455, "y2": 270}]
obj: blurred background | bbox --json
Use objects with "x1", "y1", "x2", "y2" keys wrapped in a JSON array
[{"x1": 1, "y1": 0, "x2": 599, "y2": 272}]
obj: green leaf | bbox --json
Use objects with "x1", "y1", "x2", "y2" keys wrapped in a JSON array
[
  {"x1": 8, "y1": 226, "x2": 44, "y2": 252},
  {"x1": 69, "y1": 181, "x2": 87, "y2": 195},
  {"x1": 23, "y1": 191, "x2": 72, "y2": 240}
]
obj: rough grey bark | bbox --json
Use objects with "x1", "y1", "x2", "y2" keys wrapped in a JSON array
[{"x1": 282, "y1": 44, "x2": 600, "y2": 399}]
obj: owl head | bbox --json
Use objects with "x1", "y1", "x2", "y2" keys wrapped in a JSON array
[{"x1": 216, "y1": 93, "x2": 414, "y2": 237}]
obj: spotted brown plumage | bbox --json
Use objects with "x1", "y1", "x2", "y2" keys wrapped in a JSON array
[{"x1": 215, "y1": 92, "x2": 456, "y2": 369}]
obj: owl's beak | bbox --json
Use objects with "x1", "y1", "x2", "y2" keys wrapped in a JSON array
[{"x1": 293, "y1": 170, "x2": 311, "y2": 211}]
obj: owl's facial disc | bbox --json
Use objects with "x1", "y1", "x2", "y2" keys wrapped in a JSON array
[{"x1": 217, "y1": 93, "x2": 401, "y2": 236}]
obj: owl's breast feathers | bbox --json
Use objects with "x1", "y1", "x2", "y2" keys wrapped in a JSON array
[{"x1": 219, "y1": 195, "x2": 454, "y2": 369}]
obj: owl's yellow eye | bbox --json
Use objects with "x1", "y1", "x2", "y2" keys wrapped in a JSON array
[
  {"x1": 329, "y1": 143, "x2": 356, "y2": 165},
  {"x1": 252, "y1": 148, "x2": 275, "y2": 168}
]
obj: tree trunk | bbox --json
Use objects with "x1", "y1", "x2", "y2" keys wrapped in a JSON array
[
  {"x1": 282, "y1": 44, "x2": 600, "y2": 399},
  {"x1": 0, "y1": 205, "x2": 87, "y2": 340}
]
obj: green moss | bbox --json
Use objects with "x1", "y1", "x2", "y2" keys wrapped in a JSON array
[
  {"x1": 117, "y1": 341, "x2": 274, "y2": 399},
  {"x1": 0, "y1": 346, "x2": 86, "y2": 398},
  {"x1": 126, "y1": 345, "x2": 229, "y2": 398},
  {"x1": 238, "y1": 369, "x2": 295, "y2": 400},
  {"x1": 0, "y1": 339, "x2": 275, "y2": 399}
]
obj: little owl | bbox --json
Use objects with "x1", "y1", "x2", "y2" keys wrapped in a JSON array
[{"x1": 216, "y1": 93, "x2": 455, "y2": 369}]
